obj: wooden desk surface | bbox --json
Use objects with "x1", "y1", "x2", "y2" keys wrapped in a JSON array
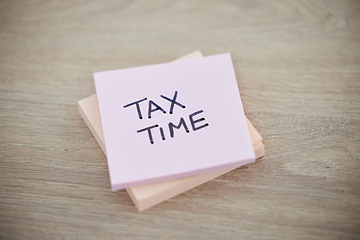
[{"x1": 1, "y1": 1, "x2": 359, "y2": 239}]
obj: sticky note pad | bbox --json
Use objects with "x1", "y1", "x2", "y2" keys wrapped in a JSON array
[
  {"x1": 78, "y1": 51, "x2": 265, "y2": 211},
  {"x1": 94, "y1": 53, "x2": 256, "y2": 190}
]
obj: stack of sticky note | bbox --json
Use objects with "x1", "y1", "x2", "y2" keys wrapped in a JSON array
[{"x1": 78, "y1": 51, "x2": 264, "y2": 211}]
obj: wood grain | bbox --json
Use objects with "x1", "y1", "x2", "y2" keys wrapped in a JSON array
[{"x1": 0, "y1": 0, "x2": 359, "y2": 239}]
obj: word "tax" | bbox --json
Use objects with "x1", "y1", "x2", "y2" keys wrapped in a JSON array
[{"x1": 123, "y1": 91, "x2": 209, "y2": 144}]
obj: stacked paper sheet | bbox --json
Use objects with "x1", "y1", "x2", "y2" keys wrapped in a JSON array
[{"x1": 78, "y1": 51, "x2": 264, "y2": 211}]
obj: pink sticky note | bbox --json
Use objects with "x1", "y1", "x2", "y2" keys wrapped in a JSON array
[
  {"x1": 94, "y1": 53, "x2": 256, "y2": 190},
  {"x1": 78, "y1": 50, "x2": 265, "y2": 211}
]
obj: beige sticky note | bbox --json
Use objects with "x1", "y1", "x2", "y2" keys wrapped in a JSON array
[{"x1": 78, "y1": 51, "x2": 265, "y2": 211}]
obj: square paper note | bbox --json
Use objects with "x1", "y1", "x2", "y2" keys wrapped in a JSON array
[{"x1": 94, "y1": 53, "x2": 255, "y2": 190}]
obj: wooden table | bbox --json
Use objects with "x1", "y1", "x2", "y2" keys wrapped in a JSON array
[{"x1": 1, "y1": 1, "x2": 359, "y2": 239}]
